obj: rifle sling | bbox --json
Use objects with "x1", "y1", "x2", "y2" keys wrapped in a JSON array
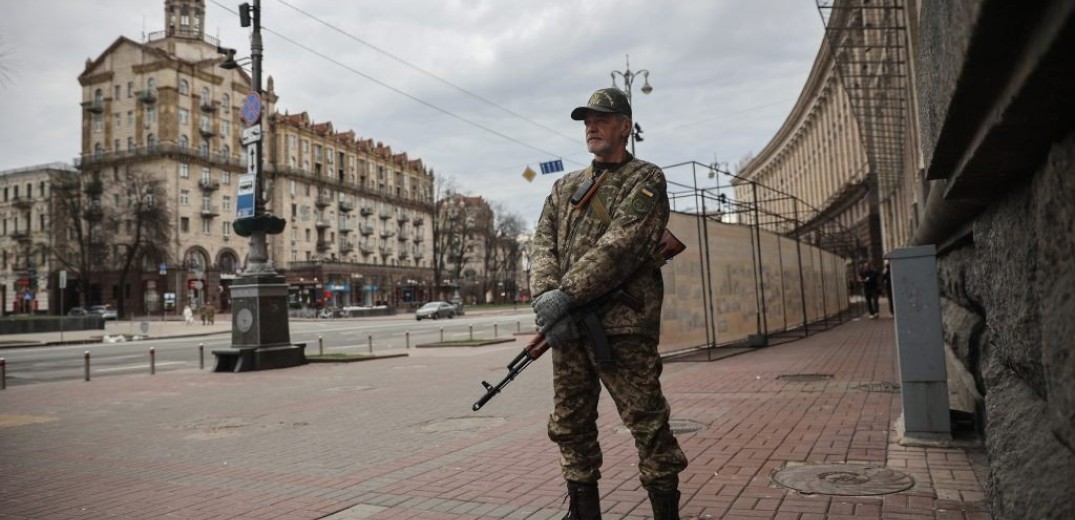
[{"x1": 580, "y1": 311, "x2": 613, "y2": 365}]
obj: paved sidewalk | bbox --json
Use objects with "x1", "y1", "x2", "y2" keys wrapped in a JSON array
[{"x1": 0, "y1": 317, "x2": 991, "y2": 520}]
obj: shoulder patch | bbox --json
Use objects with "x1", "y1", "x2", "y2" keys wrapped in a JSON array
[{"x1": 629, "y1": 183, "x2": 657, "y2": 216}]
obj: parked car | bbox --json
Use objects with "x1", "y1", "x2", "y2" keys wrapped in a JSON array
[
  {"x1": 89, "y1": 305, "x2": 118, "y2": 320},
  {"x1": 415, "y1": 301, "x2": 456, "y2": 321},
  {"x1": 67, "y1": 306, "x2": 89, "y2": 317}
]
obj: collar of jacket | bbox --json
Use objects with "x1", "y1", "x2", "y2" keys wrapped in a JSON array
[{"x1": 591, "y1": 152, "x2": 634, "y2": 173}]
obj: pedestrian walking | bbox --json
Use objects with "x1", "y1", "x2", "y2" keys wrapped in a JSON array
[
  {"x1": 206, "y1": 303, "x2": 216, "y2": 325},
  {"x1": 859, "y1": 261, "x2": 880, "y2": 319},
  {"x1": 529, "y1": 87, "x2": 687, "y2": 520},
  {"x1": 182, "y1": 304, "x2": 194, "y2": 326}
]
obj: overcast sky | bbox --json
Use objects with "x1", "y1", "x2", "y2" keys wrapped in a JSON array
[{"x1": 0, "y1": 0, "x2": 824, "y2": 229}]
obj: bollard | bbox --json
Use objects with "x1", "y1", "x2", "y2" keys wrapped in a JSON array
[
  {"x1": 150, "y1": 347, "x2": 156, "y2": 375},
  {"x1": 368, "y1": 335, "x2": 373, "y2": 354},
  {"x1": 469, "y1": 325, "x2": 473, "y2": 341},
  {"x1": 84, "y1": 351, "x2": 91, "y2": 382},
  {"x1": 440, "y1": 327, "x2": 444, "y2": 343},
  {"x1": 1, "y1": 358, "x2": 5, "y2": 390},
  {"x1": 319, "y1": 335, "x2": 324, "y2": 356},
  {"x1": 517, "y1": 321, "x2": 521, "y2": 334},
  {"x1": 494, "y1": 323, "x2": 498, "y2": 338},
  {"x1": 199, "y1": 343, "x2": 205, "y2": 370},
  {"x1": 406, "y1": 331, "x2": 411, "y2": 349}
]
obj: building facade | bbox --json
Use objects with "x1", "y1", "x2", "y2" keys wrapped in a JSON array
[{"x1": 70, "y1": 0, "x2": 434, "y2": 316}]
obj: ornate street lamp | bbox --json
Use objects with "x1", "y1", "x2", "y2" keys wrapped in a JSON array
[{"x1": 610, "y1": 54, "x2": 653, "y2": 155}]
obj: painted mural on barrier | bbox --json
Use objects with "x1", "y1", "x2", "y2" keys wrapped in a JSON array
[{"x1": 658, "y1": 212, "x2": 851, "y2": 354}]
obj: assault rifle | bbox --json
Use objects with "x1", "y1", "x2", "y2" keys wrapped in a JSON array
[{"x1": 471, "y1": 229, "x2": 687, "y2": 411}]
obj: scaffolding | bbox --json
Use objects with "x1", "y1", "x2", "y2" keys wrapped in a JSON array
[
  {"x1": 816, "y1": 0, "x2": 912, "y2": 202},
  {"x1": 662, "y1": 161, "x2": 867, "y2": 359}
]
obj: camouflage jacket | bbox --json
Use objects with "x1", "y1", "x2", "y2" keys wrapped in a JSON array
[{"x1": 530, "y1": 155, "x2": 670, "y2": 339}]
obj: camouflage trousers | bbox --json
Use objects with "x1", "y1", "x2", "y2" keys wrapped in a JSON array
[{"x1": 547, "y1": 333, "x2": 687, "y2": 491}]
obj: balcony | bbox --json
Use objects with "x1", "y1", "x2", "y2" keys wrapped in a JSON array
[
  {"x1": 397, "y1": 230, "x2": 410, "y2": 241},
  {"x1": 360, "y1": 244, "x2": 374, "y2": 255},
  {"x1": 338, "y1": 199, "x2": 354, "y2": 213},
  {"x1": 378, "y1": 209, "x2": 392, "y2": 220},
  {"x1": 198, "y1": 125, "x2": 216, "y2": 138},
  {"x1": 339, "y1": 241, "x2": 354, "y2": 253},
  {"x1": 10, "y1": 230, "x2": 31, "y2": 242},
  {"x1": 414, "y1": 217, "x2": 425, "y2": 226},
  {"x1": 413, "y1": 234, "x2": 424, "y2": 243},
  {"x1": 379, "y1": 229, "x2": 395, "y2": 239},
  {"x1": 315, "y1": 196, "x2": 331, "y2": 208},
  {"x1": 360, "y1": 206, "x2": 374, "y2": 216},
  {"x1": 316, "y1": 240, "x2": 331, "y2": 252},
  {"x1": 198, "y1": 178, "x2": 220, "y2": 191},
  {"x1": 414, "y1": 250, "x2": 425, "y2": 260},
  {"x1": 136, "y1": 89, "x2": 157, "y2": 104},
  {"x1": 378, "y1": 246, "x2": 394, "y2": 256},
  {"x1": 398, "y1": 249, "x2": 409, "y2": 259},
  {"x1": 75, "y1": 144, "x2": 245, "y2": 170},
  {"x1": 200, "y1": 101, "x2": 216, "y2": 113},
  {"x1": 84, "y1": 101, "x2": 104, "y2": 114},
  {"x1": 11, "y1": 197, "x2": 33, "y2": 210},
  {"x1": 315, "y1": 219, "x2": 330, "y2": 230},
  {"x1": 397, "y1": 212, "x2": 410, "y2": 224},
  {"x1": 83, "y1": 203, "x2": 104, "y2": 221},
  {"x1": 338, "y1": 222, "x2": 353, "y2": 233},
  {"x1": 359, "y1": 223, "x2": 374, "y2": 236},
  {"x1": 200, "y1": 205, "x2": 219, "y2": 218}
]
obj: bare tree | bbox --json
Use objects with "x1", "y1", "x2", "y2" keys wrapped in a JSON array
[
  {"x1": 0, "y1": 36, "x2": 16, "y2": 88},
  {"x1": 488, "y1": 209, "x2": 525, "y2": 303},
  {"x1": 50, "y1": 167, "x2": 171, "y2": 316}
]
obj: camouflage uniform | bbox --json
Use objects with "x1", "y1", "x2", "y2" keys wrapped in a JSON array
[{"x1": 531, "y1": 154, "x2": 688, "y2": 491}]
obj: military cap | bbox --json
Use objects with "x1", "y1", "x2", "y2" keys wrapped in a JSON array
[{"x1": 570, "y1": 87, "x2": 632, "y2": 120}]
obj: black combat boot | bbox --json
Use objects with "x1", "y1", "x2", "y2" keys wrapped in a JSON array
[
  {"x1": 647, "y1": 489, "x2": 681, "y2": 520},
  {"x1": 563, "y1": 481, "x2": 601, "y2": 520}
]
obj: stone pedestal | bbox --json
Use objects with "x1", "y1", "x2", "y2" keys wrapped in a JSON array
[{"x1": 213, "y1": 273, "x2": 306, "y2": 372}]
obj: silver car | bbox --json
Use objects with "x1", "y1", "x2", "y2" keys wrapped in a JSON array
[
  {"x1": 89, "y1": 305, "x2": 118, "y2": 320},
  {"x1": 415, "y1": 301, "x2": 456, "y2": 321}
]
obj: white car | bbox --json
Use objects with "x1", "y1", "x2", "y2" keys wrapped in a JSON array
[
  {"x1": 89, "y1": 305, "x2": 118, "y2": 320},
  {"x1": 415, "y1": 301, "x2": 456, "y2": 321}
]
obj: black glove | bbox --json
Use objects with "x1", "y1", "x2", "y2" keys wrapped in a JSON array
[
  {"x1": 543, "y1": 317, "x2": 579, "y2": 349},
  {"x1": 532, "y1": 289, "x2": 573, "y2": 330}
]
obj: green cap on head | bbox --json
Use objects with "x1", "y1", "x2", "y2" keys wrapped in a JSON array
[{"x1": 570, "y1": 87, "x2": 632, "y2": 120}]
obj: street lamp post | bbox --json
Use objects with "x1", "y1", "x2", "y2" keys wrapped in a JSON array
[
  {"x1": 610, "y1": 54, "x2": 653, "y2": 156},
  {"x1": 213, "y1": 0, "x2": 303, "y2": 372}
]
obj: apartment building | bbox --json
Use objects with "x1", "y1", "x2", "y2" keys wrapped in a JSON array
[{"x1": 71, "y1": 0, "x2": 434, "y2": 315}]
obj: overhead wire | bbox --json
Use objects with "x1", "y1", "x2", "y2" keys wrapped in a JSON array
[{"x1": 205, "y1": 0, "x2": 582, "y2": 168}]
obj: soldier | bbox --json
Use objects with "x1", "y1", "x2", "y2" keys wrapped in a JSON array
[{"x1": 530, "y1": 87, "x2": 687, "y2": 520}]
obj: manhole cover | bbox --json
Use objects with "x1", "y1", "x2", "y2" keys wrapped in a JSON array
[
  {"x1": 777, "y1": 373, "x2": 833, "y2": 382},
  {"x1": 615, "y1": 419, "x2": 706, "y2": 435},
  {"x1": 421, "y1": 416, "x2": 504, "y2": 433},
  {"x1": 772, "y1": 463, "x2": 913, "y2": 496},
  {"x1": 851, "y1": 382, "x2": 901, "y2": 393}
]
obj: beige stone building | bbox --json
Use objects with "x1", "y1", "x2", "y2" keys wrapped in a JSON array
[
  {"x1": 0, "y1": 163, "x2": 76, "y2": 315},
  {"x1": 71, "y1": 0, "x2": 434, "y2": 315}
]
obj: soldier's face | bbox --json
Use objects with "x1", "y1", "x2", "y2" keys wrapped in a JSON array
[{"x1": 583, "y1": 112, "x2": 630, "y2": 160}]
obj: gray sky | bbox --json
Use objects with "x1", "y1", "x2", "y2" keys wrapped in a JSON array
[{"x1": 0, "y1": 0, "x2": 824, "y2": 229}]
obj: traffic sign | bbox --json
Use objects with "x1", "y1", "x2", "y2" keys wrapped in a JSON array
[
  {"x1": 59, "y1": 270, "x2": 67, "y2": 289},
  {"x1": 246, "y1": 143, "x2": 259, "y2": 175},
  {"x1": 240, "y1": 91, "x2": 262, "y2": 126},
  {"x1": 236, "y1": 173, "x2": 256, "y2": 218},
  {"x1": 241, "y1": 124, "x2": 262, "y2": 145}
]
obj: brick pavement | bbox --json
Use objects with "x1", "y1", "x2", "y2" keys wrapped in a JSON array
[{"x1": 0, "y1": 317, "x2": 991, "y2": 520}]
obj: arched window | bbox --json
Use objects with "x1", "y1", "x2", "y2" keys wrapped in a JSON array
[
  {"x1": 201, "y1": 86, "x2": 210, "y2": 102},
  {"x1": 222, "y1": 92, "x2": 230, "y2": 108},
  {"x1": 199, "y1": 140, "x2": 209, "y2": 157},
  {"x1": 147, "y1": 77, "x2": 157, "y2": 92},
  {"x1": 179, "y1": 134, "x2": 189, "y2": 149},
  {"x1": 221, "y1": 144, "x2": 230, "y2": 158},
  {"x1": 179, "y1": 79, "x2": 189, "y2": 95},
  {"x1": 94, "y1": 143, "x2": 104, "y2": 157},
  {"x1": 93, "y1": 89, "x2": 103, "y2": 107},
  {"x1": 218, "y1": 252, "x2": 238, "y2": 274},
  {"x1": 147, "y1": 133, "x2": 157, "y2": 148}
]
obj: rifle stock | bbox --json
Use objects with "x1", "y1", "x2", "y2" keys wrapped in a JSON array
[{"x1": 471, "y1": 229, "x2": 686, "y2": 411}]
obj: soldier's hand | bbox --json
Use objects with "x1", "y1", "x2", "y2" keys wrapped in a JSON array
[
  {"x1": 542, "y1": 318, "x2": 578, "y2": 349},
  {"x1": 532, "y1": 289, "x2": 573, "y2": 329}
]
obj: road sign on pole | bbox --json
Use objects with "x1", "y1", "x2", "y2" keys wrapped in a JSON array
[
  {"x1": 241, "y1": 124, "x2": 262, "y2": 145},
  {"x1": 240, "y1": 91, "x2": 262, "y2": 126},
  {"x1": 236, "y1": 173, "x2": 256, "y2": 219},
  {"x1": 246, "y1": 144, "x2": 258, "y2": 176}
]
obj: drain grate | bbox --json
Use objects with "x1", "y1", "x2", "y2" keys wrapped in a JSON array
[
  {"x1": 777, "y1": 373, "x2": 834, "y2": 382},
  {"x1": 615, "y1": 418, "x2": 705, "y2": 435},
  {"x1": 851, "y1": 382, "x2": 901, "y2": 393},
  {"x1": 772, "y1": 463, "x2": 914, "y2": 496}
]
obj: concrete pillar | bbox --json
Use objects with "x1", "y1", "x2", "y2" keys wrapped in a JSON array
[{"x1": 886, "y1": 244, "x2": 951, "y2": 442}]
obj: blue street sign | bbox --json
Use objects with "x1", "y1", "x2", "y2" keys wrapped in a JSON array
[
  {"x1": 240, "y1": 91, "x2": 262, "y2": 126},
  {"x1": 540, "y1": 159, "x2": 564, "y2": 174},
  {"x1": 236, "y1": 173, "x2": 256, "y2": 218}
]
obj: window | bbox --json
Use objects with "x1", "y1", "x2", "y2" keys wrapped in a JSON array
[
  {"x1": 146, "y1": 106, "x2": 157, "y2": 123},
  {"x1": 179, "y1": 135, "x2": 189, "y2": 149},
  {"x1": 147, "y1": 77, "x2": 156, "y2": 92},
  {"x1": 147, "y1": 133, "x2": 156, "y2": 147},
  {"x1": 198, "y1": 140, "x2": 209, "y2": 157},
  {"x1": 178, "y1": 163, "x2": 190, "y2": 178},
  {"x1": 221, "y1": 144, "x2": 230, "y2": 158},
  {"x1": 127, "y1": 81, "x2": 133, "y2": 97},
  {"x1": 114, "y1": 85, "x2": 120, "y2": 100},
  {"x1": 223, "y1": 221, "x2": 231, "y2": 236},
  {"x1": 290, "y1": 180, "x2": 296, "y2": 195},
  {"x1": 222, "y1": 195, "x2": 231, "y2": 211},
  {"x1": 180, "y1": 189, "x2": 190, "y2": 206},
  {"x1": 221, "y1": 120, "x2": 230, "y2": 137},
  {"x1": 113, "y1": 139, "x2": 120, "y2": 151},
  {"x1": 201, "y1": 196, "x2": 211, "y2": 212},
  {"x1": 199, "y1": 114, "x2": 210, "y2": 132},
  {"x1": 305, "y1": 229, "x2": 311, "y2": 242},
  {"x1": 179, "y1": 108, "x2": 189, "y2": 125},
  {"x1": 127, "y1": 111, "x2": 133, "y2": 126},
  {"x1": 127, "y1": 137, "x2": 134, "y2": 150},
  {"x1": 179, "y1": 79, "x2": 189, "y2": 95},
  {"x1": 201, "y1": 86, "x2": 210, "y2": 102},
  {"x1": 201, "y1": 167, "x2": 211, "y2": 182},
  {"x1": 222, "y1": 92, "x2": 230, "y2": 108},
  {"x1": 180, "y1": 217, "x2": 189, "y2": 233},
  {"x1": 221, "y1": 170, "x2": 231, "y2": 184},
  {"x1": 93, "y1": 89, "x2": 103, "y2": 107},
  {"x1": 94, "y1": 143, "x2": 104, "y2": 156},
  {"x1": 202, "y1": 219, "x2": 211, "y2": 234},
  {"x1": 93, "y1": 115, "x2": 103, "y2": 132}
]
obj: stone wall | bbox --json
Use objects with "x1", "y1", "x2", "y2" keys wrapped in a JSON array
[{"x1": 936, "y1": 132, "x2": 1075, "y2": 518}]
